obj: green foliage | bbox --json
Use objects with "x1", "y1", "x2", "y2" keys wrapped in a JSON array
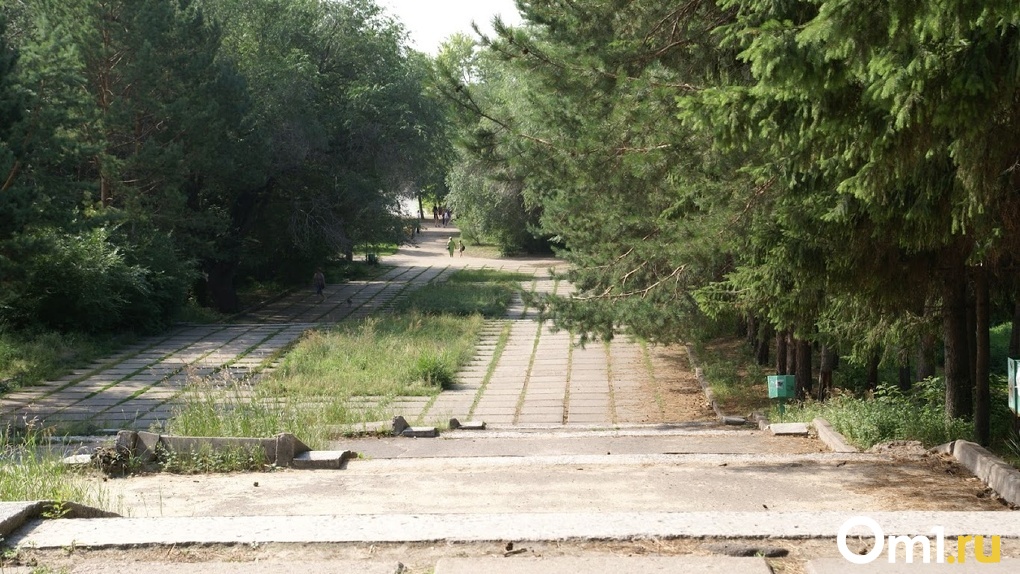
[
  {"x1": 157, "y1": 443, "x2": 266, "y2": 475},
  {"x1": 396, "y1": 269, "x2": 524, "y2": 318},
  {"x1": 782, "y1": 380, "x2": 974, "y2": 449},
  {"x1": 0, "y1": 421, "x2": 111, "y2": 508},
  {"x1": 0, "y1": 328, "x2": 129, "y2": 391},
  {"x1": 2, "y1": 0, "x2": 450, "y2": 323}
]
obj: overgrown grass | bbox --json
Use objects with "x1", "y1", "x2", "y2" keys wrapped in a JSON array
[
  {"x1": 396, "y1": 269, "x2": 525, "y2": 318},
  {"x1": 691, "y1": 339, "x2": 771, "y2": 416},
  {"x1": 157, "y1": 442, "x2": 266, "y2": 474},
  {"x1": 0, "y1": 422, "x2": 110, "y2": 507},
  {"x1": 444, "y1": 269, "x2": 534, "y2": 284},
  {"x1": 268, "y1": 314, "x2": 482, "y2": 396},
  {"x1": 164, "y1": 269, "x2": 526, "y2": 453},
  {"x1": 0, "y1": 329, "x2": 132, "y2": 393},
  {"x1": 779, "y1": 380, "x2": 974, "y2": 448},
  {"x1": 168, "y1": 313, "x2": 486, "y2": 449}
]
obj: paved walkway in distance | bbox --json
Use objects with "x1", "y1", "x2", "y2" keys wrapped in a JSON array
[{"x1": 0, "y1": 224, "x2": 699, "y2": 432}]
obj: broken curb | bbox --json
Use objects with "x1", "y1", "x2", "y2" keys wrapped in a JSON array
[
  {"x1": 449, "y1": 418, "x2": 486, "y2": 430},
  {"x1": 63, "y1": 430, "x2": 356, "y2": 470}
]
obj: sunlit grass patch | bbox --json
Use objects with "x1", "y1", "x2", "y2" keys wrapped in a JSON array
[{"x1": 0, "y1": 421, "x2": 110, "y2": 508}]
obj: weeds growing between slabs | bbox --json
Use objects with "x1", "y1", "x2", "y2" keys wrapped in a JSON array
[
  {"x1": 0, "y1": 421, "x2": 111, "y2": 507},
  {"x1": 168, "y1": 269, "x2": 525, "y2": 449}
]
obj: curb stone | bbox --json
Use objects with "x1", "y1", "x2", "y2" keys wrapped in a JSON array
[
  {"x1": 946, "y1": 440, "x2": 1020, "y2": 508},
  {"x1": 0, "y1": 501, "x2": 118, "y2": 538},
  {"x1": 812, "y1": 418, "x2": 858, "y2": 453}
]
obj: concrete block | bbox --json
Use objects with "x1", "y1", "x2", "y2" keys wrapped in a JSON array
[
  {"x1": 115, "y1": 430, "x2": 138, "y2": 453},
  {"x1": 768, "y1": 422, "x2": 809, "y2": 436},
  {"x1": 721, "y1": 416, "x2": 747, "y2": 426},
  {"x1": 449, "y1": 418, "x2": 486, "y2": 430},
  {"x1": 135, "y1": 430, "x2": 161, "y2": 463},
  {"x1": 401, "y1": 427, "x2": 439, "y2": 438},
  {"x1": 291, "y1": 450, "x2": 355, "y2": 470},
  {"x1": 812, "y1": 417, "x2": 857, "y2": 453},
  {"x1": 391, "y1": 415, "x2": 409, "y2": 435},
  {"x1": 929, "y1": 441, "x2": 955, "y2": 455},
  {"x1": 952, "y1": 440, "x2": 1020, "y2": 507},
  {"x1": 272, "y1": 432, "x2": 311, "y2": 467},
  {"x1": 61, "y1": 454, "x2": 93, "y2": 466}
]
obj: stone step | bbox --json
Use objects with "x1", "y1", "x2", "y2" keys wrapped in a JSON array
[{"x1": 9, "y1": 512, "x2": 1020, "y2": 549}]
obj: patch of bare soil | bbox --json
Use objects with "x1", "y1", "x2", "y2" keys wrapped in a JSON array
[
  {"x1": 847, "y1": 442, "x2": 1014, "y2": 511},
  {"x1": 643, "y1": 345, "x2": 717, "y2": 424}
]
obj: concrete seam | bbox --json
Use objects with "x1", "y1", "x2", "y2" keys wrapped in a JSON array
[{"x1": 513, "y1": 321, "x2": 543, "y2": 424}]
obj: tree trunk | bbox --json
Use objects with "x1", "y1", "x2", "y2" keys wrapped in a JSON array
[
  {"x1": 205, "y1": 261, "x2": 240, "y2": 313},
  {"x1": 943, "y1": 267, "x2": 973, "y2": 419},
  {"x1": 975, "y1": 266, "x2": 990, "y2": 445},
  {"x1": 967, "y1": 287, "x2": 977, "y2": 397},
  {"x1": 898, "y1": 364, "x2": 912, "y2": 392},
  {"x1": 756, "y1": 322, "x2": 773, "y2": 366},
  {"x1": 916, "y1": 331, "x2": 937, "y2": 381},
  {"x1": 1011, "y1": 299, "x2": 1020, "y2": 359},
  {"x1": 897, "y1": 347, "x2": 912, "y2": 392},
  {"x1": 795, "y1": 338, "x2": 812, "y2": 399},
  {"x1": 776, "y1": 329, "x2": 788, "y2": 375},
  {"x1": 866, "y1": 352, "x2": 880, "y2": 391},
  {"x1": 819, "y1": 345, "x2": 836, "y2": 401},
  {"x1": 747, "y1": 315, "x2": 758, "y2": 351},
  {"x1": 786, "y1": 331, "x2": 797, "y2": 378}
]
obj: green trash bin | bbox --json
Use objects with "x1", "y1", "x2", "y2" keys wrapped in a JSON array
[
  {"x1": 767, "y1": 375, "x2": 796, "y2": 399},
  {"x1": 366, "y1": 253, "x2": 378, "y2": 264}
]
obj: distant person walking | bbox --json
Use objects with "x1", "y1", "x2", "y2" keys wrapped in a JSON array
[
  {"x1": 458, "y1": 239, "x2": 465, "y2": 257},
  {"x1": 447, "y1": 237, "x2": 456, "y2": 257},
  {"x1": 313, "y1": 268, "x2": 326, "y2": 302}
]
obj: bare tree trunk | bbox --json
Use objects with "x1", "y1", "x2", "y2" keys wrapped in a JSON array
[
  {"x1": 866, "y1": 352, "x2": 880, "y2": 392},
  {"x1": 786, "y1": 331, "x2": 797, "y2": 377},
  {"x1": 944, "y1": 267, "x2": 973, "y2": 419},
  {"x1": 917, "y1": 331, "x2": 937, "y2": 381},
  {"x1": 776, "y1": 329, "x2": 788, "y2": 375},
  {"x1": 795, "y1": 338, "x2": 812, "y2": 399},
  {"x1": 967, "y1": 286, "x2": 977, "y2": 399},
  {"x1": 897, "y1": 347, "x2": 912, "y2": 392},
  {"x1": 757, "y1": 323, "x2": 772, "y2": 366},
  {"x1": 204, "y1": 261, "x2": 240, "y2": 314},
  {"x1": 819, "y1": 345, "x2": 836, "y2": 401},
  {"x1": 975, "y1": 266, "x2": 990, "y2": 445}
]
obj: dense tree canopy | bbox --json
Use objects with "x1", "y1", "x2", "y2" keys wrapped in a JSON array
[
  {"x1": 440, "y1": 0, "x2": 1020, "y2": 444},
  {"x1": 0, "y1": 0, "x2": 447, "y2": 328}
]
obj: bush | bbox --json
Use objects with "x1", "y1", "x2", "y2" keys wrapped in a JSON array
[
  {"x1": 0, "y1": 225, "x2": 192, "y2": 333},
  {"x1": 782, "y1": 378, "x2": 973, "y2": 448}
]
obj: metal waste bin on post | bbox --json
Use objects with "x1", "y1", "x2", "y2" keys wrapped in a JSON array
[{"x1": 768, "y1": 375, "x2": 796, "y2": 416}]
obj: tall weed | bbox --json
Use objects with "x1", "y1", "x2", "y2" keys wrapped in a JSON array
[{"x1": 0, "y1": 420, "x2": 111, "y2": 509}]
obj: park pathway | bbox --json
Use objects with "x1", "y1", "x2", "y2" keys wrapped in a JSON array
[
  {"x1": 0, "y1": 224, "x2": 703, "y2": 432},
  {"x1": 4, "y1": 224, "x2": 1020, "y2": 574}
]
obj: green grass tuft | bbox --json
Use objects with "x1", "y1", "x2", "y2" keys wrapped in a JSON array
[{"x1": 0, "y1": 421, "x2": 111, "y2": 508}]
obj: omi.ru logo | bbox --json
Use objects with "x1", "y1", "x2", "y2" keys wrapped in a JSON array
[{"x1": 838, "y1": 516, "x2": 1000, "y2": 565}]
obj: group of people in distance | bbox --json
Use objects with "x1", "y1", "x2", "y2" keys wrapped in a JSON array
[{"x1": 433, "y1": 205, "x2": 452, "y2": 227}]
